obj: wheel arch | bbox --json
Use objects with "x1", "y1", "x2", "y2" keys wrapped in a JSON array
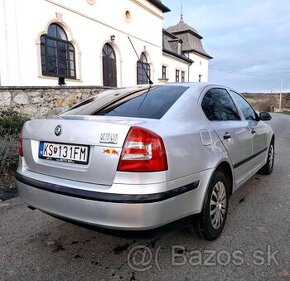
[
  {"x1": 215, "y1": 161, "x2": 234, "y2": 196},
  {"x1": 271, "y1": 134, "x2": 275, "y2": 144}
]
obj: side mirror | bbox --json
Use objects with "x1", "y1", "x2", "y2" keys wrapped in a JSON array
[{"x1": 259, "y1": 112, "x2": 272, "y2": 121}]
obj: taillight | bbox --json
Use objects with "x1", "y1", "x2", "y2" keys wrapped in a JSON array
[
  {"x1": 117, "y1": 126, "x2": 168, "y2": 172},
  {"x1": 18, "y1": 129, "x2": 23, "y2": 157}
]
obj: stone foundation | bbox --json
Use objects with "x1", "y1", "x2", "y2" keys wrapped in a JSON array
[{"x1": 0, "y1": 86, "x2": 110, "y2": 118}]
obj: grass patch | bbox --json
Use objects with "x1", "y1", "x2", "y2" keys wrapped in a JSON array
[
  {"x1": 278, "y1": 110, "x2": 290, "y2": 115},
  {"x1": 245, "y1": 98, "x2": 257, "y2": 105}
]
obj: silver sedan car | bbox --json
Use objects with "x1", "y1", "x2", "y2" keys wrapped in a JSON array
[{"x1": 16, "y1": 83, "x2": 275, "y2": 240}]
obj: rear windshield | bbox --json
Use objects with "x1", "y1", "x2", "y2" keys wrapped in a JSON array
[{"x1": 65, "y1": 85, "x2": 189, "y2": 119}]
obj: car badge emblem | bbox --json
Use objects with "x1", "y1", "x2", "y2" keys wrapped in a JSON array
[
  {"x1": 100, "y1": 133, "x2": 119, "y2": 144},
  {"x1": 54, "y1": 125, "x2": 62, "y2": 136},
  {"x1": 103, "y1": 148, "x2": 119, "y2": 155}
]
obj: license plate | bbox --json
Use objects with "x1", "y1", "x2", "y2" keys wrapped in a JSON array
[{"x1": 39, "y1": 142, "x2": 89, "y2": 164}]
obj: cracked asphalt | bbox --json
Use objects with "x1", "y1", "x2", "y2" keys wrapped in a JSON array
[{"x1": 0, "y1": 113, "x2": 289, "y2": 281}]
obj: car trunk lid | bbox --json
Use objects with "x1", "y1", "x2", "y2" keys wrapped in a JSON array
[{"x1": 21, "y1": 116, "x2": 146, "y2": 186}]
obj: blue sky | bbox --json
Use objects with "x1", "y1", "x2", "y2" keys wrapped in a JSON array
[{"x1": 162, "y1": 0, "x2": 290, "y2": 93}]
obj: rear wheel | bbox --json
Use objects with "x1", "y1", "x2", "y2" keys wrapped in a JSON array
[
  {"x1": 189, "y1": 170, "x2": 229, "y2": 241},
  {"x1": 258, "y1": 141, "x2": 274, "y2": 175}
]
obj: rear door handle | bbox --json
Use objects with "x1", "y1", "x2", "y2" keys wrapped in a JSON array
[
  {"x1": 250, "y1": 128, "x2": 256, "y2": 134},
  {"x1": 223, "y1": 132, "x2": 231, "y2": 140}
]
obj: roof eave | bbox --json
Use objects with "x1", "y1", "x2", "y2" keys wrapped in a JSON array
[
  {"x1": 162, "y1": 29, "x2": 178, "y2": 39},
  {"x1": 163, "y1": 48, "x2": 193, "y2": 64},
  {"x1": 147, "y1": 0, "x2": 171, "y2": 13},
  {"x1": 170, "y1": 29, "x2": 203, "y2": 39},
  {"x1": 183, "y1": 49, "x2": 213, "y2": 60}
]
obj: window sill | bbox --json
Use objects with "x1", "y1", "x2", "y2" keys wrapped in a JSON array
[
  {"x1": 158, "y1": 78, "x2": 169, "y2": 83},
  {"x1": 38, "y1": 75, "x2": 83, "y2": 83}
]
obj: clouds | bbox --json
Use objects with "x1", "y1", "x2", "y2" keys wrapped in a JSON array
[{"x1": 162, "y1": 0, "x2": 290, "y2": 92}]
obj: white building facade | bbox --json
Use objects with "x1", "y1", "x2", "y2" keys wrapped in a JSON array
[{"x1": 0, "y1": 0, "x2": 212, "y2": 87}]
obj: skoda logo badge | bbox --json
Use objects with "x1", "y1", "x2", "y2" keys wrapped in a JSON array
[{"x1": 54, "y1": 125, "x2": 62, "y2": 136}]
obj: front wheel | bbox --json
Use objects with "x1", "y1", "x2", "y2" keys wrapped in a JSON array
[
  {"x1": 189, "y1": 170, "x2": 229, "y2": 241},
  {"x1": 258, "y1": 141, "x2": 274, "y2": 175}
]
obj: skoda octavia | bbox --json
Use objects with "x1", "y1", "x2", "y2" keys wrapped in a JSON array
[{"x1": 16, "y1": 83, "x2": 274, "y2": 240}]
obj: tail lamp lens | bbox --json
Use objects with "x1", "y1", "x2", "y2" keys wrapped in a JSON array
[{"x1": 117, "y1": 126, "x2": 168, "y2": 172}]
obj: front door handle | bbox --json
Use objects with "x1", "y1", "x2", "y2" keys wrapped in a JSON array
[{"x1": 223, "y1": 132, "x2": 231, "y2": 140}]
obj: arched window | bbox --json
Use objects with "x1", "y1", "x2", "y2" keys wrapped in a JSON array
[
  {"x1": 137, "y1": 53, "x2": 150, "y2": 84},
  {"x1": 102, "y1": 43, "x2": 117, "y2": 87},
  {"x1": 40, "y1": 23, "x2": 76, "y2": 79}
]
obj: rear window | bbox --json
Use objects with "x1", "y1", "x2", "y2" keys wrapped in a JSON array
[{"x1": 65, "y1": 85, "x2": 189, "y2": 119}]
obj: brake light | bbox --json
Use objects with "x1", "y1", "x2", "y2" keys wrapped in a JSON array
[
  {"x1": 117, "y1": 126, "x2": 168, "y2": 172},
  {"x1": 18, "y1": 129, "x2": 23, "y2": 157}
]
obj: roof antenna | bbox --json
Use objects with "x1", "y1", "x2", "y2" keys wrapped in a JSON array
[
  {"x1": 180, "y1": 0, "x2": 184, "y2": 22},
  {"x1": 128, "y1": 36, "x2": 153, "y2": 85}
]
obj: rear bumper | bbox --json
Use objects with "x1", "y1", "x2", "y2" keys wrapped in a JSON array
[
  {"x1": 16, "y1": 173, "x2": 199, "y2": 204},
  {"x1": 16, "y1": 169, "x2": 213, "y2": 231}
]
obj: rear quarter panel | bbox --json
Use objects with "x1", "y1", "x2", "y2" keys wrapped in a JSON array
[
  {"x1": 140, "y1": 85, "x2": 232, "y2": 182},
  {"x1": 161, "y1": 121, "x2": 230, "y2": 181}
]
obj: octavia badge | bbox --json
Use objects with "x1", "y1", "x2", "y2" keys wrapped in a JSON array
[{"x1": 54, "y1": 125, "x2": 62, "y2": 136}]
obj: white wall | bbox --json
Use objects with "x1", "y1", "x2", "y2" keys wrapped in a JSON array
[
  {"x1": 188, "y1": 53, "x2": 209, "y2": 82},
  {"x1": 0, "y1": 0, "x2": 163, "y2": 86},
  {"x1": 162, "y1": 52, "x2": 209, "y2": 83},
  {"x1": 162, "y1": 53, "x2": 189, "y2": 82},
  {"x1": 0, "y1": 0, "x2": 22, "y2": 85},
  {"x1": 0, "y1": 0, "x2": 210, "y2": 87}
]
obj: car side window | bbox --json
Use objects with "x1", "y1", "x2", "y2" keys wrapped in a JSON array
[
  {"x1": 201, "y1": 88, "x2": 240, "y2": 121},
  {"x1": 230, "y1": 91, "x2": 257, "y2": 121}
]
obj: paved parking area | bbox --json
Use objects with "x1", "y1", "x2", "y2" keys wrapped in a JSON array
[{"x1": 0, "y1": 114, "x2": 289, "y2": 281}]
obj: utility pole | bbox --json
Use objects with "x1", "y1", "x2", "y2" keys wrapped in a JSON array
[{"x1": 279, "y1": 79, "x2": 283, "y2": 111}]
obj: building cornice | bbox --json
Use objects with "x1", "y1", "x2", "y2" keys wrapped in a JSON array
[
  {"x1": 172, "y1": 29, "x2": 203, "y2": 40},
  {"x1": 130, "y1": 0, "x2": 164, "y2": 19},
  {"x1": 163, "y1": 48, "x2": 193, "y2": 64},
  {"x1": 45, "y1": 0, "x2": 162, "y2": 48},
  {"x1": 147, "y1": 0, "x2": 170, "y2": 13},
  {"x1": 182, "y1": 49, "x2": 213, "y2": 60},
  {"x1": 162, "y1": 29, "x2": 178, "y2": 39}
]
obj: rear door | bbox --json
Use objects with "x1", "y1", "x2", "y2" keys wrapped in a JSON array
[
  {"x1": 229, "y1": 91, "x2": 269, "y2": 174},
  {"x1": 201, "y1": 88, "x2": 253, "y2": 186}
]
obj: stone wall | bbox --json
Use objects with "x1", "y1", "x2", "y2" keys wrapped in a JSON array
[{"x1": 0, "y1": 86, "x2": 110, "y2": 119}]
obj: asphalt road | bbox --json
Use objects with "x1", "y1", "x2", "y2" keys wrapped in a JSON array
[{"x1": 0, "y1": 113, "x2": 289, "y2": 281}]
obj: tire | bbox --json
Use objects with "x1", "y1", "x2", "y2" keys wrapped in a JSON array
[
  {"x1": 189, "y1": 170, "x2": 229, "y2": 241},
  {"x1": 258, "y1": 141, "x2": 274, "y2": 175}
]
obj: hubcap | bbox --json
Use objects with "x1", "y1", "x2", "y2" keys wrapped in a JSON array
[
  {"x1": 268, "y1": 145, "x2": 274, "y2": 169},
  {"x1": 210, "y1": 181, "x2": 227, "y2": 230}
]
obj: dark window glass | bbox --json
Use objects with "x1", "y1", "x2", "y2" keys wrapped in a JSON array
[
  {"x1": 181, "y1": 71, "x2": 185, "y2": 82},
  {"x1": 137, "y1": 53, "x2": 150, "y2": 84},
  {"x1": 92, "y1": 85, "x2": 189, "y2": 119},
  {"x1": 103, "y1": 43, "x2": 116, "y2": 59},
  {"x1": 47, "y1": 24, "x2": 57, "y2": 38},
  {"x1": 176, "y1": 70, "x2": 180, "y2": 82},
  {"x1": 40, "y1": 23, "x2": 76, "y2": 79},
  {"x1": 230, "y1": 91, "x2": 257, "y2": 120},
  {"x1": 70, "y1": 97, "x2": 95, "y2": 110},
  {"x1": 47, "y1": 39, "x2": 56, "y2": 47},
  {"x1": 202, "y1": 88, "x2": 240, "y2": 121},
  {"x1": 162, "y1": 66, "x2": 167, "y2": 79}
]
